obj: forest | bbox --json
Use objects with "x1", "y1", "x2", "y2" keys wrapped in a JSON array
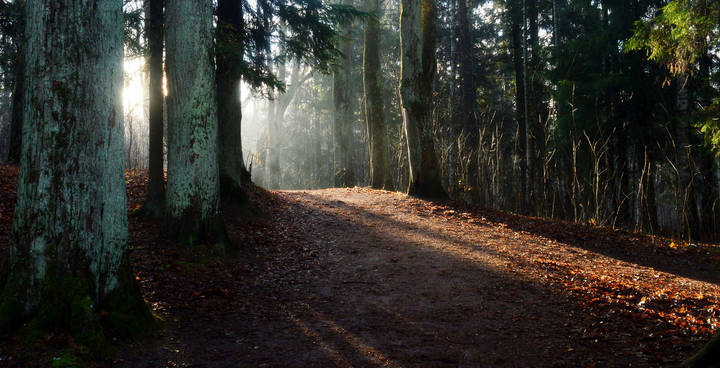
[{"x1": 0, "y1": 0, "x2": 719, "y2": 366}]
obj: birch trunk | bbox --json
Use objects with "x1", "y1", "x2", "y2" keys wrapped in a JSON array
[
  {"x1": 165, "y1": 0, "x2": 232, "y2": 252},
  {"x1": 0, "y1": 0, "x2": 152, "y2": 341},
  {"x1": 400, "y1": 0, "x2": 445, "y2": 197}
]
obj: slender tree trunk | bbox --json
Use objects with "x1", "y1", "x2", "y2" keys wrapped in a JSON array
[
  {"x1": 364, "y1": 0, "x2": 391, "y2": 190},
  {"x1": 333, "y1": 0, "x2": 355, "y2": 187},
  {"x1": 675, "y1": 74, "x2": 697, "y2": 239},
  {"x1": 217, "y1": 0, "x2": 250, "y2": 200},
  {"x1": 448, "y1": 0, "x2": 458, "y2": 193},
  {"x1": 143, "y1": 0, "x2": 166, "y2": 218},
  {"x1": 266, "y1": 98, "x2": 280, "y2": 189},
  {"x1": 456, "y1": 0, "x2": 477, "y2": 196},
  {"x1": 400, "y1": 0, "x2": 445, "y2": 198},
  {"x1": 509, "y1": 0, "x2": 528, "y2": 209},
  {"x1": 0, "y1": 0, "x2": 152, "y2": 342},
  {"x1": 165, "y1": 0, "x2": 232, "y2": 253},
  {"x1": 522, "y1": 0, "x2": 532, "y2": 209}
]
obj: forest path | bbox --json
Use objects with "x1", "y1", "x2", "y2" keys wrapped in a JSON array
[{"x1": 117, "y1": 187, "x2": 719, "y2": 367}]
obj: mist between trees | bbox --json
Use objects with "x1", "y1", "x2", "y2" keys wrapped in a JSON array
[{"x1": 1, "y1": 0, "x2": 719, "y2": 244}]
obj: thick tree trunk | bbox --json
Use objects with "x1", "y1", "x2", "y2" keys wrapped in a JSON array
[
  {"x1": 400, "y1": 0, "x2": 445, "y2": 198},
  {"x1": 165, "y1": 0, "x2": 232, "y2": 253},
  {"x1": 217, "y1": 0, "x2": 251, "y2": 200},
  {"x1": 143, "y1": 0, "x2": 166, "y2": 219},
  {"x1": 333, "y1": 0, "x2": 355, "y2": 188},
  {"x1": 0, "y1": 0, "x2": 152, "y2": 343},
  {"x1": 363, "y1": 0, "x2": 391, "y2": 190}
]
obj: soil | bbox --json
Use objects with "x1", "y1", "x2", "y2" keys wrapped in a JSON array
[
  {"x1": 0, "y1": 169, "x2": 719, "y2": 367},
  {"x1": 119, "y1": 188, "x2": 720, "y2": 367}
]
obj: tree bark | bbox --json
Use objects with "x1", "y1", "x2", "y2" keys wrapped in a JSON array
[
  {"x1": 217, "y1": 0, "x2": 250, "y2": 201},
  {"x1": 509, "y1": 0, "x2": 528, "y2": 209},
  {"x1": 333, "y1": 0, "x2": 356, "y2": 188},
  {"x1": 456, "y1": 0, "x2": 477, "y2": 196},
  {"x1": 400, "y1": 0, "x2": 445, "y2": 198},
  {"x1": 143, "y1": 0, "x2": 166, "y2": 218},
  {"x1": 0, "y1": 0, "x2": 153, "y2": 343},
  {"x1": 363, "y1": 0, "x2": 391, "y2": 190},
  {"x1": 165, "y1": 0, "x2": 232, "y2": 253}
]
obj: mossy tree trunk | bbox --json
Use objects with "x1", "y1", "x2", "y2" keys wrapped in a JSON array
[
  {"x1": 143, "y1": 0, "x2": 166, "y2": 219},
  {"x1": 217, "y1": 0, "x2": 251, "y2": 200},
  {"x1": 333, "y1": 0, "x2": 356, "y2": 188},
  {"x1": 400, "y1": 0, "x2": 446, "y2": 198},
  {"x1": 165, "y1": 0, "x2": 232, "y2": 253},
  {"x1": 363, "y1": 0, "x2": 392, "y2": 190},
  {"x1": 0, "y1": 0, "x2": 152, "y2": 344}
]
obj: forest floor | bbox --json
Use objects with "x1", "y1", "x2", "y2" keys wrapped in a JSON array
[{"x1": 1, "y1": 165, "x2": 720, "y2": 367}]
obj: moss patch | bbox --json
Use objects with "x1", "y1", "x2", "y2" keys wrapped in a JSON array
[{"x1": 684, "y1": 332, "x2": 720, "y2": 368}]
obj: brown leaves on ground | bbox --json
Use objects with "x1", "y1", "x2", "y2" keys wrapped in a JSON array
[{"x1": 0, "y1": 165, "x2": 718, "y2": 366}]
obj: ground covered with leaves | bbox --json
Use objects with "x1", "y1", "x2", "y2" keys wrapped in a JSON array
[{"x1": 0, "y1": 164, "x2": 719, "y2": 367}]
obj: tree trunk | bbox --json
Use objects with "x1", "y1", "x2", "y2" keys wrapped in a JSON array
[
  {"x1": 217, "y1": 0, "x2": 251, "y2": 201},
  {"x1": 333, "y1": 0, "x2": 355, "y2": 188},
  {"x1": 165, "y1": 0, "x2": 232, "y2": 253},
  {"x1": 0, "y1": 0, "x2": 153, "y2": 343},
  {"x1": 266, "y1": 97, "x2": 281, "y2": 189},
  {"x1": 143, "y1": 0, "x2": 166, "y2": 219},
  {"x1": 400, "y1": 0, "x2": 445, "y2": 198},
  {"x1": 363, "y1": 0, "x2": 391, "y2": 190},
  {"x1": 509, "y1": 0, "x2": 528, "y2": 209},
  {"x1": 456, "y1": 0, "x2": 477, "y2": 196}
]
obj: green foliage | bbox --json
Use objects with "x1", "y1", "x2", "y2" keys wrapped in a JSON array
[
  {"x1": 627, "y1": 0, "x2": 720, "y2": 153},
  {"x1": 626, "y1": 0, "x2": 718, "y2": 76},
  {"x1": 0, "y1": 0, "x2": 24, "y2": 91},
  {"x1": 225, "y1": 0, "x2": 365, "y2": 95},
  {"x1": 123, "y1": 0, "x2": 145, "y2": 57}
]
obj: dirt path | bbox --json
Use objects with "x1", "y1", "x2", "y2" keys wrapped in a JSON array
[{"x1": 108, "y1": 188, "x2": 719, "y2": 368}]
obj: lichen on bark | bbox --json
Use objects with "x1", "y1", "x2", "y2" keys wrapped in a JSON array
[
  {"x1": 0, "y1": 0, "x2": 154, "y2": 348},
  {"x1": 165, "y1": 0, "x2": 233, "y2": 254}
]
